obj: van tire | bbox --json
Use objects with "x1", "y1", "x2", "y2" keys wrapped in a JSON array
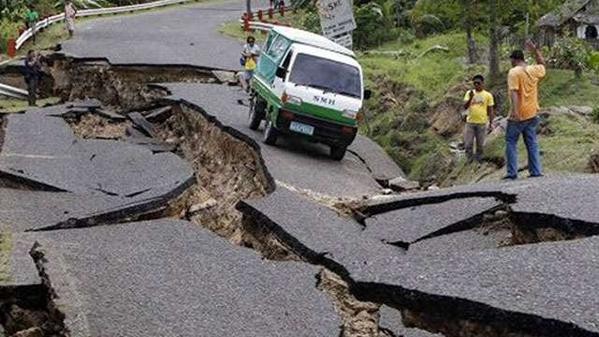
[
  {"x1": 330, "y1": 145, "x2": 347, "y2": 161},
  {"x1": 263, "y1": 120, "x2": 278, "y2": 145},
  {"x1": 249, "y1": 97, "x2": 266, "y2": 130}
]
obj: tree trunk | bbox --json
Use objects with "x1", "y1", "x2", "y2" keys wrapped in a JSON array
[
  {"x1": 466, "y1": 24, "x2": 477, "y2": 64},
  {"x1": 488, "y1": 0, "x2": 500, "y2": 86},
  {"x1": 246, "y1": 0, "x2": 252, "y2": 17}
]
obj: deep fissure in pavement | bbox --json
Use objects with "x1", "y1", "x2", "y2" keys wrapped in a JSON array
[
  {"x1": 154, "y1": 103, "x2": 273, "y2": 243},
  {"x1": 0, "y1": 240, "x2": 64, "y2": 337},
  {"x1": 11, "y1": 59, "x2": 598, "y2": 337},
  {"x1": 47, "y1": 56, "x2": 221, "y2": 111},
  {"x1": 238, "y1": 192, "x2": 599, "y2": 337},
  {"x1": 317, "y1": 269, "x2": 381, "y2": 337}
]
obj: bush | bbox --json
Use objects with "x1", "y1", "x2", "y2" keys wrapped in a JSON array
[
  {"x1": 353, "y1": 2, "x2": 400, "y2": 49},
  {"x1": 589, "y1": 51, "x2": 599, "y2": 73},
  {"x1": 592, "y1": 106, "x2": 599, "y2": 124},
  {"x1": 548, "y1": 36, "x2": 593, "y2": 78},
  {"x1": 295, "y1": 8, "x2": 320, "y2": 34}
]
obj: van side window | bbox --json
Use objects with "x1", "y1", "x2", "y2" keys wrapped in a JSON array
[
  {"x1": 281, "y1": 51, "x2": 292, "y2": 69},
  {"x1": 264, "y1": 33, "x2": 275, "y2": 53},
  {"x1": 266, "y1": 35, "x2": 290, "y2": 62}
]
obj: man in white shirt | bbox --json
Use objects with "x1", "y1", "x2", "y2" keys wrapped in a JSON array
[{"x1": 240, "y1": 36, "x2": 260, "y2": 93}]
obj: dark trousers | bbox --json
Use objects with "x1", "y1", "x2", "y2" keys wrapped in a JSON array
[
  {"x1": 26, "y1": 78, "x2": 38, "y2": 106},
  {"x1": 26, "y1": 22, "x2": 37, "y2": 44}
]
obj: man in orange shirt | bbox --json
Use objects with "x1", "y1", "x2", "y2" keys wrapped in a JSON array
[{"x1": 504, "y1": 40, "x2": 545, "y2": 180}]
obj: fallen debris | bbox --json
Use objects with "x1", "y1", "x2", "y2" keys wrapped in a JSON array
[
  {"x1": 212, "y1": 70, "x2": 238, "y2": 85},
  {"x1": 68, "y1": 113, "x2": 130, "y2": 140},
  {"x1": 143, "y1": 106, "x2": 172, "y2": 123},
  {"x1": 388, "y1": 176, "x2": 420, "y2": 192},
  {"x1": 127, "y1": 112, "x2": 159, "y2": 138}
]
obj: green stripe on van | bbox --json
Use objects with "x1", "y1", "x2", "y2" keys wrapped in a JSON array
[{"x1": 252, "y1": 77, "x2": 357, "y2": 127}]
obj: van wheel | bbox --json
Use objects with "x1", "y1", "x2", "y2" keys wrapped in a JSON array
[
  {"x1": 330, "y1": 145, "x2": 347, "y2": 161},
  {"x1": 249, "y1": 97, "x2": 266, "y2": 130},
  {"x1": 263, "y1": 120, "x2": 278, "y2": 145}
]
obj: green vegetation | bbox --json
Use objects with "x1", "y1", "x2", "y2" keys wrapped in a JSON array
[
  {"x1": 592, "y1": 106, "x2": 599, "y2": 124},
  {"x1": 218, "y1": 10, "x2": 309, "y2": 43},
  {"x1": 445, "y1": 113, "x2": 599, "y2": 185},
  {"x1": 361, "y1": 31, "x2": 599, "y2": 184},
  {"x1": 0, "y1": 97, "x2": 61, "y2": 113},
  {"x1": 17, "y1": 23, "x2": 68, "y2": 56},
  {"x1": 0, "y1": 232, "x2": 12, "y2": 283},
  {"x1": 359, "y1": 32, "x2": 485, "y2": 99},
  {"x1": 540, "y1": 69, "x2": 599, "y2": 107}
]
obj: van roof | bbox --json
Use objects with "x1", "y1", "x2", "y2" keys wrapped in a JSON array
[
  {"x1": 272, "y1": 26, "x2": 355, "y2": 58},
  {"x1": 291, "y1": 44, "x2": 361, "y2": 70}
]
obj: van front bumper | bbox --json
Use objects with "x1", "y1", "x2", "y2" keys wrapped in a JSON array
[{"x1": 276, "y1": 110, "x2": 357, "y2": 147}]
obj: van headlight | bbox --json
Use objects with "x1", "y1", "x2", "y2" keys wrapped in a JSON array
[
  {"x1": 343, "y1": 109, "x2": 359, "y2": 119},
  {"x1": 286, "y1": 95, "x2": 303, "y2": 105},
  {"x1": 282, "y1": 92, "x2": 303, "y2": 105}
]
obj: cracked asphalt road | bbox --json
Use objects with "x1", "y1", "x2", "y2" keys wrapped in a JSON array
[
  {"x1": 1, "y1": 2, "x2": 598, "y2": 337},
  {"x1": 62, "y1": 0, "x2": 269, "y2": 69},
  {"x1": 163, "y1": 82, "x2": 403, "y2": 197}
]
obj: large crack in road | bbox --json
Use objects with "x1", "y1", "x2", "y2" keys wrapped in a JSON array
[{"x1": 1, "y1": 55, "x2": 598, "y2": 337}]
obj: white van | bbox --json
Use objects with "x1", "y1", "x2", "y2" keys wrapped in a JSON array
[{"x1": 249, "y1": 26, "x2": 370, "y2": 160}]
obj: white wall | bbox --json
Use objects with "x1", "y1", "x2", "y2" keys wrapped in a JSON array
[{"x1": 577, "y1": 24, "x2": 599, "y2": 39}]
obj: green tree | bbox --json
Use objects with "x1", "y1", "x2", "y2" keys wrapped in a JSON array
[{"x1": 488, "y1": 0, "x2": 500, "y2": 85}]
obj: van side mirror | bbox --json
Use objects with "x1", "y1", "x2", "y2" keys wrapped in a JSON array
[
  {"x1": 275, "y1": 67, "x2": 287, "y2": 79},
  {"x1": 364, "y1": 89, "x2": 372, "y2": 100}
]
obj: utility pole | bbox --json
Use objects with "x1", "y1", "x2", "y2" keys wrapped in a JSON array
[{"x1": 246, "y1": 0, "x2": 252, "y2": 18}]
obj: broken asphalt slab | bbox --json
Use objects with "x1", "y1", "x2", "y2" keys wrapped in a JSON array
[
  {"x1": 160, "y1": 82, "x2": 404, "y2": 197},
  {"x1": 0, "y1": 187, "x2": 180, "y2": 232},
  {"x1": 361, "y1": 236, "x2": 599, "y2": 337},
  {"x1": 237, "y1": 186, "x2": 404, "y2": 279},
  {"x1": 363, "y1": 197, "x2": 503, "y2": 246},
  {"x1": 0, "y1": 234, "x2": 44, "y2": 308},
  {"x1": 0, "y1": 105, "x2": 194, "y2": 200},
  {"x1": 362, "y1": 174, "x2": 599, "y2": 235},
  {"x1": 0, "y1": 235, "x2": 40, "y2": 289},
  {"x1": 25, "y1": 220, "x2": 341, "y2": 337},
  {"x1": 237, "y1": 184, "x2": 599, "y2": 337}
]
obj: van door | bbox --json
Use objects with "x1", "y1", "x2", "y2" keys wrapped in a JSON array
[
  {"x1": 272, "y1": 49, "x2": 293, "y2": 98},
  {"x1": 256, "y1": 34, "x2": 291, "y2": 85}
]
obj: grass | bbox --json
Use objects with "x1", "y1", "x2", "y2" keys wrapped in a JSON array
[
  {"x1": 358, "y1": 30, "x2": 599, "y2": 185},
  {"x1": 219, "y1": 20, "x2": 268, "y2": 43},
  {"x1": 359, "y1": 32, "x2": 487, "y2": 100},
  {"x1": 442, "y1": 113, "x2": 599, "y2": 185},
  {"x1": 0, "y1": 97, "x2": 61, "y2": 113},
  {"x1": 218, "y1": 11, "x2": 305, "y2": 43},
  {"x1": 18, "y1": 23, "x2": 68, "y2": 56},
  {"x1": 540, "y1": 69, "x2": 599, "y2": 107},
  {"x1": 0, "y1": 233, "x2": 12, "y2": 283}
]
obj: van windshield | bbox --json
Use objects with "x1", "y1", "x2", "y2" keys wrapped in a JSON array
[{"x1": 288, "y1": 53, "x2": 361, "y2": 99}]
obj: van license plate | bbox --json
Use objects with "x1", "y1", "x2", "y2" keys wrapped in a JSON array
[{"x1": 289, "y1": 121, "x2": 314, "y2": 136}]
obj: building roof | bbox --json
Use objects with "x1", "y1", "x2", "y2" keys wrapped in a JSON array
[
  {"x1": 573, "y1": 12, "x2": 599, "y2": 25},
  {"x1": 272, "y1": 26, "x2": 355, "y2": 58},
  {"x1": 538, "y1": 0, "x2": 595, "y2": 27}
]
